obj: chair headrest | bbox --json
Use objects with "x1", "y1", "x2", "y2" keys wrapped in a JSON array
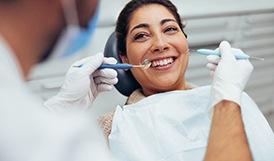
[{"x1": 103, "y1": 32, "x2": 141, "y2": 97}]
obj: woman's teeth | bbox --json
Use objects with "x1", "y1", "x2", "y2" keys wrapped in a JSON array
[{"x1": 151, "y1": 57, "x2": 174, "y2": 67}]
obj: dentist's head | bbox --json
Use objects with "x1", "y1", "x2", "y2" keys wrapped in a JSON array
[{"x1": 0, "y1": 0, "x2": 99, "y2": 78}]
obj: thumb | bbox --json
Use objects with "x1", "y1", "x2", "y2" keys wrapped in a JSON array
[
  {"x1": 81, "y1": 53, "x2": 104, "y2": 74},
  {"x1": 103, "y1": 57, "x2": 118, "y2": 64},
  {"x1": 219, "y1": 41, "x2": 235, "y2": 62}
]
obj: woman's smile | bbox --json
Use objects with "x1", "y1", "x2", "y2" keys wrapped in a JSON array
[{"x1": 150, "y1": 56, "x2": 177, "y2": 69}]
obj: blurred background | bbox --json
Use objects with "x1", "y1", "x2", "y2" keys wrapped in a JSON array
[{"x1": 28, "y1": 0, "x2": 274, "y2": 130}]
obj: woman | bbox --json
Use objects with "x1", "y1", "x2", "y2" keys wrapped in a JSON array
[{"x1": 99, "y1": 0, "x2": 274, "y2": 160}]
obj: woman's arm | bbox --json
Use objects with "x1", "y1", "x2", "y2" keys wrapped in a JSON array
[{"x1": 204, "y1": 100, "x2": 253, "y2": 161}]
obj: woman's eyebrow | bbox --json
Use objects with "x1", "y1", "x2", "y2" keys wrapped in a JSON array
[
  {"x1": 130, "y1": 19, "x2": 176, "y2": 33},
  {"x1": 130, "y1": 23, "x2": 149, "y2": 33},
  {"x1": 160, "y1": 18, "x2": 176, "y2": 25}
]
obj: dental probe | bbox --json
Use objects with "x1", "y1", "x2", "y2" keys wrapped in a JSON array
[{"x1": 194, "y1": 49, "x2": 264, "y2": 61}]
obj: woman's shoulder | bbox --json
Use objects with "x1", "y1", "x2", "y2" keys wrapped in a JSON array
[
  {"x1": 126, "y1": 89, "x2": 146, "y2": 105},
  {"x1": 186, "y1": 81, "x2": 197, "y2": 90},
  {"x1": 98, "y1": 110, "x2": 116, "y2": 140}
]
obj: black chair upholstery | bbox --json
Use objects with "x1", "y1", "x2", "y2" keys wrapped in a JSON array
[{"x1": 103, "y1": 32, "x2": 141, "y2": 96}]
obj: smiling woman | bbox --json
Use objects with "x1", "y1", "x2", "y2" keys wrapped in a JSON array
[
  {"x1": 120, "y1": 4, "x2": 189, "y2": 96},
  {"x1": 98, "y1": 0, "x2": 274, "y2": 160}
]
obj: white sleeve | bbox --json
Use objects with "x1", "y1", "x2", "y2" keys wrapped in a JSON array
[{"x1": 241, "y1": 92, "x2": 274, "y2": 161}]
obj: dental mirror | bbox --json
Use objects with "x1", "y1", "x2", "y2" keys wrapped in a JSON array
[
  {"x1": 132, "y1": 59, "x2": 151, "y2": 69},
  {"x1": 98, "y1": 59, "x2": 151, "y2": 69}
]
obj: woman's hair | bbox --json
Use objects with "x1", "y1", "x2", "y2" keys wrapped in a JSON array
[{"x1": 116, "y1": 0, "x2": 187, "y2": 56}]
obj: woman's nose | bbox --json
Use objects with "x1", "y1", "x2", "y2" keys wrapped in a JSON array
[{"x1": 150, "y1": 35, "x2": 169, "y2": 53}]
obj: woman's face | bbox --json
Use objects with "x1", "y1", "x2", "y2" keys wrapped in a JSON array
[{"x1": 121, "y1": 4, "x2": 189, "y2": 96}]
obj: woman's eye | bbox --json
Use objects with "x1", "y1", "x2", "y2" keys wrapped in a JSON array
[
  {"x1": 134, "y1": 34, "x2": 143, "y2": 40},
  {"x1": 134, "y1": 33, "x2": 147, "y2": 40},
  {"x1": 165, "y1": 27, "x2": 178, "y2": 33}
]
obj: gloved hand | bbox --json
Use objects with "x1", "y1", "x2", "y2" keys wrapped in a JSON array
[
  {"x1": 206, "y1": 47, "x2": 248, "y2": 77},
  {"x1": 210, "y1": 41, "x2": 254, "y2": 108},
  {"x1": 45, "y1": 53, "x2": 118, "y2": 113},
  {"x1": 206, "y1": 54, "x2": 220, "y2": 77}
]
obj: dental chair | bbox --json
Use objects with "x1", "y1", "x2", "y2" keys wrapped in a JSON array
[{"x1": 103, "y1": 32, "x2": 141, "y2": 97}]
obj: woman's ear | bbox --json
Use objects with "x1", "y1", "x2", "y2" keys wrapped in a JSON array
[
  {"x1": 119, "y1": 54, "x2": 128, "y2": 63},
  {"x1": 119, "y1": 54, "x2": 129, "y2": 71}
]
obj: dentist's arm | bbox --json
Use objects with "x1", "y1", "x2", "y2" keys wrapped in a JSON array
[
  {"x1": 44, "y1": 53, "x2": 118, "y2": 113},
  {"x1": 205, "y1": 101, "x2": 253, "y2": 161},
  {"x1": 204, "y1": 41, "x2": 253, "y2": 161}
]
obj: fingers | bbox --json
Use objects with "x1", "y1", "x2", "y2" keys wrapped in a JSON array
[
  {"x1": 97, "y1": 84, "x2": 113, "y2": 92},
  {"x1": 93, "y1": 69, "x2": 118, "y2": 89},
  {"x1": 94, "y1": 76, "x2": 118, "y2": 85},
  {"x1": 68, "y1": 53, "x2": 104, "y2": 76},
  {"x1": 214, "y1": 46, "x2": 244, "y2": 57},
  {"x1": 81, "y1": 53, "x2": 104, "y2": 74},
  {"x1": 103, "y1": 57, "x2": 117, "y2": 64},
  {"x1": 93, "y1": 76, "x2": 118, "y2": 92},
  {"x1": 92, "y1": 57, "x2": 118, "y2": 78},
  {"x1": 207, "y1": 63, "x2": 217, "y2": 71},
  {"x1": 68, "y1": 54, "x2": 118, "y2": 78},
  {"x1": 217, "y1": 41, "x2": 245, "y2": 62},
  {"x1": 206, "y1": 55, "x2": 219, "y2": 77},
  {"x1": 238, "y1": 59, "x2": 254, "y2": 74},
  {"x1": 219, "y1": 41, "x2": 236, "y2": 62},
  {"x1": 93, "y1": 68, "x2": 117, "y2": 78},
  {"x1": 207, "y1": 55, "x2": 220, "y2": 64},
  {"x1": 209, "y1": 71, "x2": 215, "y2": 78},
  {"x1": 92, "y1": 65, "x2": 118, "y2": 92},
  {"x1": 208, "y1": 41, "x2": 253, "y2": 80},
  {"x1": 231, "y1": 48, "x2": 244, "y2": 55}
]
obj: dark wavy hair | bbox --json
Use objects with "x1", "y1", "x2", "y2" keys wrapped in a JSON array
[{"x1": 115, "y1": 0, "x2": 187, "y2": 56}]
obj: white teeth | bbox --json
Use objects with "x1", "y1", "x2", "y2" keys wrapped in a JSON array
[{"x1": 152, "y1": 58, "x2": 174, "y2": 67}]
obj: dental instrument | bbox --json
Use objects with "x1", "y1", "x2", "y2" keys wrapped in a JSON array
[
  {"x1": 74, "y1": 59, "x2": 152, "y2": 69},
  {"x1": 98, "y1": 59, "x2": 151, "y2": 69},
  {"x1": 192, "y1": 49, "x2": 264, "y2": 61}
]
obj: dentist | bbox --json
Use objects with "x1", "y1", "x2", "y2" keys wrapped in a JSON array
[
  {"x1": 0, "y1": 0, "x2": 265, "y2": 161},
  {"x1": 0, "y1": 0, "x2": 117, "y2": 161}
]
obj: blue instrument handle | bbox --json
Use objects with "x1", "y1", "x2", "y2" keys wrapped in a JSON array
[
  {"x1": 98, "y1": 63, "x2": 133, "y2": 69},
  {"x1": 197, "y1": 49, "x2": 250, "y2": 59}
]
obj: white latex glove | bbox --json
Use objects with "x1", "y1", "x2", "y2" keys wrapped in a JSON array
[
  {"x1": 206, "y1": 47, "x2": 251, "y2": 77},
  {"x1": 45, "y1": 53, "x2": 118, "y2": 113},
  {"x1": 210, "y1": 41, "x2": 254, "y2": 109},
  {"x1": 206, "y1": 55, "x2": 220, "y2": 77}
]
